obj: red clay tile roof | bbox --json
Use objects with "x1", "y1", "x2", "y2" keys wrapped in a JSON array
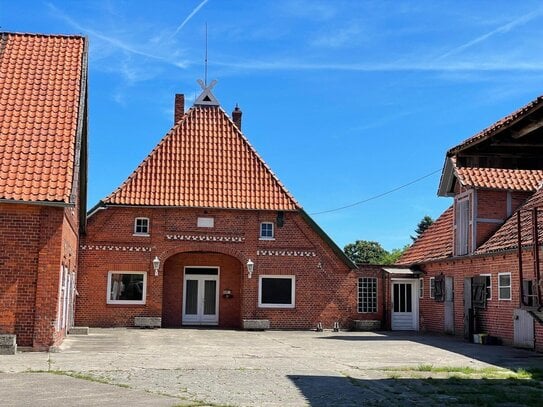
[
  {"x1": 448, "y1": 95, "x2": 543, "y2": 155},
  {"x1": 397, "y1": 206, "x2": 453, "y2": 265},
  {"x1": 104, "y1": 105, "x2": 299, "y2": 210},
  {"x1": 475, "y1": 188, "x2": 542, "y2": 254},
  {"x1": 0, "y1": 32, "x2": 86, "y2": 203},
  {"x1": 455, "y1": 167, "x2": 543, "y2": 192}
]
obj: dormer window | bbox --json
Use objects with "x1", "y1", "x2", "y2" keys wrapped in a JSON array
[
  {"x1": 260, "y1": 222, "x2": 274, "y2": 240},
  {"x1": 134, "y1": 217, "x2": 150, "y2": 236}
]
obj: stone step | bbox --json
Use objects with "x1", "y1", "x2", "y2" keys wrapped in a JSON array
[
  {"x1": 68, "y1": 327, "x2": 89, "y2": 335},
  {"x1": 0, "y1": 334, "x2": 17, "y2": 355}
]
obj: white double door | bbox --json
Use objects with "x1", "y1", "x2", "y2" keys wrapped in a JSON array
[{"x1": 182, "y1": 267, "x2": 219, "y2": 325}]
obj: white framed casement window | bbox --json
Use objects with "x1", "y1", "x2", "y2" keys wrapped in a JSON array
[
  {"x1": 259, "y1": 222, "x2": 274, "y2": 240},
  {"x1": 429, "y1": 277, "x2": 435, "y2": 299},
  {"x1": 480, "y1": 274, "x2": 492, "y2": 300},
  {"x1": 419, "y1": 278, "x2": 424, "y2": 299},
  {"x1": 107, "y1": 271, "x2": 147, "y2": 305},
  {"x1": 197, "y1": 217, "x2": 214, "y2": 228},
  {"x1": 498, "y1": 273, "x2": 511, "y2": 300},
  {"x1": 134, "y1": 217, "x2": 150, "y2": 236},
  {"x1": 258, "y1": 275, "x2": 295, "y2": 308},
  {"x1": 358, "y1": 277, "x2": 377, "y2": 313}
]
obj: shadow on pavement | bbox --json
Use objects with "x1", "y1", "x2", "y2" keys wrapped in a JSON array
[
  {"x1": 317, "y1": 331, "x2": 543, "y2": 370},
  {"x1": 288, "y1": 373, "x2": 543, "y2": 407}
]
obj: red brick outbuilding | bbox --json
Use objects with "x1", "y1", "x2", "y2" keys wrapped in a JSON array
[{"x1": 0, "y1": 33, "x2": 88, "y2": 350}]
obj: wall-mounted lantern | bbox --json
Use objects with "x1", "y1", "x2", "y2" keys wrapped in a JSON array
[
  {"x1": 246, "y1": 259, "x2": 254, "y2": 278},
  {"x1": 152, "y1": 256, "x2": 161, "y2": 276}
]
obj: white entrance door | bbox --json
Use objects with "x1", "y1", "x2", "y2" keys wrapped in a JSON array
[
  {"x1": 513, "y1": 309, "x2": 534, "y2": 349},
  {"x1": 182, "y1": 267, "x2": 219, "y2": 325},
  {"x1": 391, "y1": 280, "x2": 419, "y2": 330}
]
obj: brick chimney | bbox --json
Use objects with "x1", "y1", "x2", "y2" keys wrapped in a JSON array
[
  {"x1": 174, "y1": 94, "x2": 185, "y2": 124},
  {"x1": 232, "y1": 104, "x2": 242, "y2": 130}
]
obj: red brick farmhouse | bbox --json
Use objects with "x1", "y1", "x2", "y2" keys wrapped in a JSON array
[
  {"x1": 0, "y1": 33, "x2": 88, "y2": 350},
  {"x1": 399, "y1": 95, "x2": 543, "y2": 352},
  {"x1": 76, "y1": 82, "x2": 358, "y2": 330}
]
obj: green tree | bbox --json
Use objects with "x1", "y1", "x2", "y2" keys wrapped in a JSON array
[
  {"x1": 344, "y1": 240, "x2": 388, "y2": 265},
  {"x1": 380, "y1": 244, "x2": 411, "y2": 264},
  {"x1": 411, "y1": 215, "x2": 434, "y2": 242}
]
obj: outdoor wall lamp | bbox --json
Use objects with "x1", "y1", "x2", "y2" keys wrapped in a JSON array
[
  {"x1": 152, "y1": 256, "x2": 160, "y2": 276},
  {"x1": 246, "y1": 259, "x2": 254, "y2": 278}
]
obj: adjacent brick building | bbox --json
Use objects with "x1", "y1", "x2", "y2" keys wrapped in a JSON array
[
  {"x1": 76, "y1": 82, "x2": 358, "y2": 330},
  {"x1": 0, "y1": 33, "x2": 88, "y2": 349},
  {"x1": 399, "y1": 95, "x2": 543, "y2": 352}
]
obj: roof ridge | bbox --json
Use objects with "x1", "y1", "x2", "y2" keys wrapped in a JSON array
[
  {"x1": 0, "y1": 31, "x2": 85, "y2": 39},
  {"x1": 102, "y1": 105, "x2": 299, "y2": 210},
  {"x1": 448, "y1": 94, "x2": 543, "y2": 155}
]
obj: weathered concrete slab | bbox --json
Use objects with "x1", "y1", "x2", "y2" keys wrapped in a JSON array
[
  {"x1": 68, "y1": 327, "x2": 89, "y2": 335},
  {"x1": 1, "y1": 329, "x2": 542, "y2": 406},
  {"x1": 0, "y1": 373, "x2": 180, "y2": 407},
  {"x1": 242, "y1": 319, "x2": 270, "y2": 330},
  {"x1": 0, "y1": 334, "x2": 16, "y2": 355},
  {"x1": 134, "y1": 316, "x2": 161, "y2": 328},
  {"x1": 353, "y1": 320, "x2": 381, "y2": 331}
]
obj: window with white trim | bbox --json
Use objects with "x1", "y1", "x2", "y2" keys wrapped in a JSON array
[
  {"x1": 258, "y1": 275, "x2": 295, "y2": 308},
  {"x1": 358, "y1": 277, "x2": 377, "y2": 313},
  {"x1": 430, "y1": 277, "x2": 435, "y2": 299},
  {"x1": 480, "y1": 274, "x2": 492, "y2": 300},
  {"x1": 107, "y1": 272, "x2": 147, "y2": 304},
  {"x1": 134, "y1": 217, "x2": 150, "y2": 235},
  {"x1": 419, "y1": 278, "x2": 424, "y2": 299},
  {"x1": 498, "y1": 273, "x2": 511, "y2": 300},
  {"x1": 260, "y1": 222, "x2": 274, "y2": 239}
]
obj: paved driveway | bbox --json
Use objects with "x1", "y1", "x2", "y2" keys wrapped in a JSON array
[{"x1": 1, "y1": 329, "x2": 542, "y2": 406}]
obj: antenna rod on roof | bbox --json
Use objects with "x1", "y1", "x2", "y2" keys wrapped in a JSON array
[{"x1": 204, "y1": 22, "x2": 208, "y2": 86}]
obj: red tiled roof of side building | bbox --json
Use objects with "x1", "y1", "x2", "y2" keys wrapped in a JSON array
[
  {"x1": 0, "y1": 32, "x2": 86, "y2": 203},
  {"x1": 475, "y1": 187, "x2": 542, "y2": 255},
  {"x1": 448, "y1": 95, "x2": 543, "y2": 155},
  {"x1": 455, "y1": 167, "x2": 543, "y2": 192},
  {"x1": 397, "y1": 206, "x2": 454, "y2": 265},
  {"x1": 103, "y1": 105, "x2": 299, "y2": 211}
]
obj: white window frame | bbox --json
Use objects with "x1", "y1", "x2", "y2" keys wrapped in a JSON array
[
  {"x1": 258, "y1": 275, "x2": 295, "y2": 308},
  {"x1": 107, "y1": 271, "x2": 147, "y2": 305},
  {"x1": 197, "y1": 217, "x2": 214, "y2": 228},
  {"x1": 429, "y1": 277, "x2": 435, "y2": 299},
  {"x1": 480, "y1": 274, "x2": 492, "y2": 300},
  {"x1": 259, "y1": 222, "x2": 275, "y2": 240},
  {"x1": 133, "y1": 217, "x2": 150, "y2": 236},
  {"x1": 419, "y1": 278, "x2": 424, "y2": 299},
  {"x1": 498, "y1": 272, "x2": 511, "y2": 301},
  {"x1": 358, "y1": 277, "x2": 378, "y2": 313}
]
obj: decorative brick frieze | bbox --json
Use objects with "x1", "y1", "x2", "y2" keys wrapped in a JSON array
[
  {"x1": 257, "y1": 249, "x2": 316, "y2": 257},
  {"x1": 165, "y1": 234, "x2": 245, "y2": 243}
]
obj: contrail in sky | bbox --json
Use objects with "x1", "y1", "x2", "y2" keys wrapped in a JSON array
[
  {"x1": 171, "y1": 0, "x2": 209, "y2": 38},
  {"x1": 438, "y1": 9, "x2": 543, "y2": 60}
]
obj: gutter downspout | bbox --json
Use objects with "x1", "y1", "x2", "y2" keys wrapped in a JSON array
[
  {"x1": 518, "y1": 211, "x2": 525, "y2": 306},
  {"x1": 533, "y1": 208, "x2": 542, "y2": 307}
]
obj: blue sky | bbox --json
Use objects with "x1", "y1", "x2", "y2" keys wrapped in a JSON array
[{"x1": 2, "y1": 1, "x2": 543, "y2": 250}]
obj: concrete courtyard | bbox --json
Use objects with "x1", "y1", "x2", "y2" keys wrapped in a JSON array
[{"x1": 1, "y1": 328, "x2": 542, "y2": 406}]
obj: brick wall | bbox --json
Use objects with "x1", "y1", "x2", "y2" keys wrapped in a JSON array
[
  {"x1": 0, "y1": 203, "x2": 76, "y2": 349},
  {"x1": 419, "y1": 250, "x2": 543, "y2": 351},
  {"x1": 77, "y1": 206, "x2": 355, "y2": 330}
]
